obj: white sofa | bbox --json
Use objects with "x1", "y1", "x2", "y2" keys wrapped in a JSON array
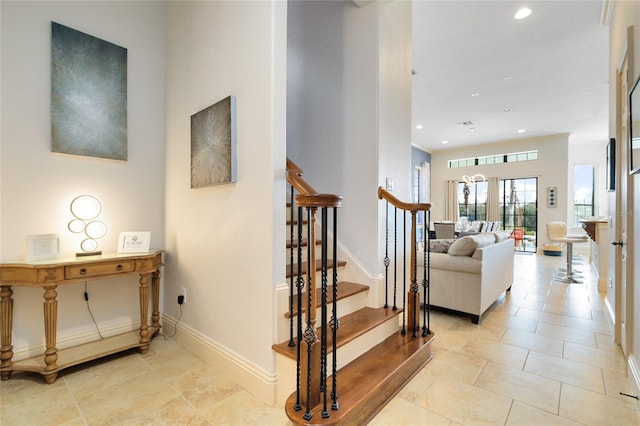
[{"x1": 419, "y1": 232, "x2": 515, "y2": 324}]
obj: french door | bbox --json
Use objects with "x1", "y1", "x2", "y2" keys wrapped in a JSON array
[{"x1": 499, "y1": 177, "x2": 538, "y2": 253}]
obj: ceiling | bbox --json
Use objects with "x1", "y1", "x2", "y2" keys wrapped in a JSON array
[{"x1": 411, "y1": 0, "x2": 611, "y2": 152}]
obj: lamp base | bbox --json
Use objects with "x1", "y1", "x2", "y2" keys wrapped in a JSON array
[{"x1": 76, "y1": 251, "x2": 102, "y2": 257}]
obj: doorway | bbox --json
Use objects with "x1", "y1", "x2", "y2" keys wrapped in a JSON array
[{"x1": 499, "y1": 177, "x2": 538, "y2": 253}]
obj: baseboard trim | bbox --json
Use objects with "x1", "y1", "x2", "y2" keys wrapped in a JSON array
[
  {"x1": 604, "y1": 296, "x2": 616, "y2": 325},
  {"x1": 628, "y1": 354, "x2": 640, "y2": 395},
  {"x1": 161, "y1": 313, "x2": 277, "y2": 405}
]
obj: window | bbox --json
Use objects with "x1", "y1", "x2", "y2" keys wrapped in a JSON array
[
  {"x1": 448, "y1": 150, "x2": 538, "y2": 169},
  {"x1": 574, "y1": 165, "x2": 594, "y2": 225},
  {"x1": 458, "y1": 180, "x2": 487, "y2": 221}
]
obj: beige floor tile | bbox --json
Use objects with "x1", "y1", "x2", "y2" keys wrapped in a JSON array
[
  {"x1": 62, "y1": 350, "x2": 152, "y2": 395},
  {"x1": 603, "y1": 367, "x2": 640, "y2": 404},
  {"x1": 563, "y1": 341, "x2": 626, "y2": 371},
  {"x1": 564, "y1": 316, "x2": 613, "y2": 335},
  {"x1": 461, "y1": 338, "x2": 529, "y2": 370},
  {"x1": 116, "y1": 397, "x2": 209, "y2": 425},
  {"x1": 168, "y1": 364, "x2": 243, "y2": 410},
  {"x1": 143, "y1": 346, "x2": 208, "y2": 380},
  {"x1": 475, "y1": 361, "x2": 561, "y2": 414},
  {"x1": 480, "y1": 311, "x2": 539, "y2": 334},
  {"x1": 397, "y1": 364, "x2": 438, "y2": 402},
  {"x1": 543, "y1": 303, "x2": 593, "y2": 320},
  {"x1": 516, "y1": 306, "x2": 567, "y2": 326},
  {"x1": 370, "y1": 395, "x2": 452, "y2": 425},
  {"x1": 559, "y1": 383, "x2": 640, "y2": 425},
  {"x1": 424, "y1": 348, "x2": 487, "y2": 384},
  {"x1": 0, "y1": 371, "x2": 68, "y2": 406},
  {"x1": 200, "y1": 389, "x2": 289, "y2": 425},
  {"x1": 430, "y1": 326, "x2": 473, "y2": 353},
  {"x1": 595, "y1": 332, "x2": 622, "y2": 352},
  {"x1": 0, "y1": 386, "x2": 81, "y2": 426},
  {"x1": 536, "y1": 322, "x2": 597, "y2": 347},
  {"x1": 506, "y1": 401, "x2": 582, "y2": 426},
  {"x1": 76, "y1": 370, "x2": 179, "y2": 424},
  {"x1": 418, "y1": 376, "x2": 512, "y2": 425},
  {"x1": 524, "y1": 351, "x2": 605, "y2": 394},
  {"x1": 501, "y1": 328, "x2": 564, "y2": 357}
]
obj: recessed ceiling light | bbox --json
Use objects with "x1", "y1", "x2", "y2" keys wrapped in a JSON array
[
  {"x1": 504, "y1": 108, "x2": 511, "y2": 112},
  {"x1": 416, "y1": 124, "x2": 423, "y2": 129},
  {"x1": 514, "y1": 8, "x2": 532, "y2": 20},
  {"x1": 471, "y1": 93, "x2": 480, "y2": 97},
  {"x1": 442, "y1": 140, "x2": 449, "y2": 144},
  {"x1": 517, "y1": 129, "x2": 526, "y2": 133},
  {"x1": 503, "y1": 76, "x2": 513, "y2": 81},
  {"x1": 469, "y1": 127, "x2": 476, "y2": 132}
]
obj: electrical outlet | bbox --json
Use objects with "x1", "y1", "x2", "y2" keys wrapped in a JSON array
[{"x1": 180, "y1": 287, "x2": 186, "y2": 304}]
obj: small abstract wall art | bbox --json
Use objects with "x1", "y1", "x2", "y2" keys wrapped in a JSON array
[
  {"x1": 51, "y1": 22, "x2": 127, "y2": 160},
  {"x1": 191, "y1": 96, "x2": 237, "y2": 188}
]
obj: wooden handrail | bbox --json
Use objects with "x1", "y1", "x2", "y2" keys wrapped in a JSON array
[
  {"x1": 287, "y1": 158, "x2": 317, "y2": 195},
  {"x1": 378, "y1": 187, "x2": 431, "y2": 212},
  {"x1": 296, "y1": 194, "x2": 342, "y2": 209}
]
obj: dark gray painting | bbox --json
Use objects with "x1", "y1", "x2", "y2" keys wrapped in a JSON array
[
  {"x1": 51, "y1": 22, "x2": 127, "y2": 160},
  {"x1": 191, "y1": 96, "x2": 237, "y2": 188}
]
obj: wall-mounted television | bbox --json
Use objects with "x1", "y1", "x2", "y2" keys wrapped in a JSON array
[{"x1": 607, "y1": 137, "x2": 615, "y2": 191}]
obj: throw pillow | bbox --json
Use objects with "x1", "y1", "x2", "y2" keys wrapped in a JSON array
[
  {"x1": 448, "y1": 234, "x2": 494, "y2": 256},
  {"x1": 429, "y1": 238, "x2": 456, "y2": 253}
]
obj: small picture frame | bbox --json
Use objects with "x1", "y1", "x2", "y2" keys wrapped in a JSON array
[
  {"x1": 26, "y1": 234, "x2": 62, "y2": 261},
  {"x1": 117, "y1": 231, "x2": 151, "y2": 253}
]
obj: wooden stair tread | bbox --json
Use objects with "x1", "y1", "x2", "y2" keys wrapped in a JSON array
[
  {"x1": 286, "y1": 259, "x2": 347, "y2": 279},
  {"x1": 283, "y1": 282, "x2": 368, "y2": 318},
  {"x1": 285, "y1": 331, "x2": 435, "y2": 425},
  {"x1": 273, "y1": 306, "x2": 402, "y2": 358}
]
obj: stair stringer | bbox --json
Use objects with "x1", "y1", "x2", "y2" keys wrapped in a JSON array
[{"x1": 274, "y1": 313, "x2": 401, "y2": 405}]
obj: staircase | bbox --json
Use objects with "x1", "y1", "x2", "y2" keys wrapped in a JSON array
[{"x1": 273, "y1": 159, "x2": 435, "y2": 425}]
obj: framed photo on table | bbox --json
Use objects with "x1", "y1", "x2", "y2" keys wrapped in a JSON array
[
  {"x1": 26, "y1": 234, "x2": 62, "y2": 261},
  {"x1": 117, "y1": 232, "x2": 151, "y2": 253}
]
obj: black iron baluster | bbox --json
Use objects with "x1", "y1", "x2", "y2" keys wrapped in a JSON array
[
  {"x1": 294, "y1": 205, "x2": 304, "y2": 412},
  {"x1": 423, "y1": 209, "x2": 431, "y2": 337},
  {"x1": 401, "y1": 211, "x2": 406, "y2": 335},
  {"x1": 320, "y1": 207, "x2": 329, "y2": 419},
  {"x1": 303, "y1": 206, "x2": 314, "y2": 421},
  {"x1": 393, "y1": 207, "x2": 398, "y2": 311},
  {"x1": 384, "y1": 201, "x2": 389, "y2": 308},
  {"x1": 331, "y1": 206, "x2": 339, "y2": 411},
  {"x1": 289, "y1": 188, "x2": 295, "y2": 347}
]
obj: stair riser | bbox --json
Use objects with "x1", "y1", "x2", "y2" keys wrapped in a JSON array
[
  {"x1": 276, "y1": 290, "x2": 367, "y2": 344},
  {"x1": 275, "y1": 316, "x2": 402, "y2": 405}
]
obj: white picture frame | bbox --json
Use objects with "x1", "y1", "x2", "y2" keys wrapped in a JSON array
[
  {"x1": 117, "y1": 231, "x2": 151, "y2": 253},
  {"x1": 26, "y1": 234, "x2": 62, "y2": 261}
]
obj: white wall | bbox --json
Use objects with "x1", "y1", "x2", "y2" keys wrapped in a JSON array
[
  {"x1": 430, "y1": 134, "x2": 569, "y2": 249},
  {"x1": 0, "y1": 1, "x2": 165, "y2": 354},
  {"x1": 609, "y1": 0, "x2": 640, "y2": 391},
  {"x1": 286, "y1": 0, "x2": 412, "y2": 278},
  {"x1": 163, "y1": 0, "x2": 286, "y2": 400}
]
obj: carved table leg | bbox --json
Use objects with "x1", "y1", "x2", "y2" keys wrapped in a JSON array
[
  {"x1": 1, "y1": 286, "x2": 14, "y2": 380},
  {"x1": 43, "y1": 286, "x2": 59, "y2": 383},
  {"x1": 138, "y1": 273, "x2": 150, "y2": 354},
  {"x1": 151, "y1": 269, "x2": 160, "y2": 336}
]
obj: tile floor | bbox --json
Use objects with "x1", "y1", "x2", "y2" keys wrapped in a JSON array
[{"x1": 2, "y1": 253, "x2": 640, "y2": 425}]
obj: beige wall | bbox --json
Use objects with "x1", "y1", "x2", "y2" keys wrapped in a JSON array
[
  {"x1": 430, "y1": 133, "x2": 570, "y2": 249},
  {"x1": 163, "y1": 0, "x2": 287, "y2": 401},
  {"x1": 0, "y1": 1, "x2": 166, "y2": 354}
]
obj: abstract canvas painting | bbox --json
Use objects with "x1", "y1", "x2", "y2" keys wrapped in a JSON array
[
  {"x1": 191, "y1": 96, "x2": 237, "y2": 188},
  {"x1": 51, "y1": 22, "x2": 127, "y2": 160}
]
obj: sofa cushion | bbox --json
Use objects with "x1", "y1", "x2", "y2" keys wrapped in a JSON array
[
  {"x1": 448, "y1": 234, "x2": 495, "y2": 256},
  {"x1": 493, "y1": 231, "x2": 511, "y2": 242},
  {"x1": 429, "y1": 252, "x2": 482, "y2": 273},
  {"x1": 429, "y1": 238, "x2": 456, "y2": 253}
]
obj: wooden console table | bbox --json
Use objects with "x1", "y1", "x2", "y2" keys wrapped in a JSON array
[{"x1": 0, "y1": 250, "x2": 163, "y2": 383}]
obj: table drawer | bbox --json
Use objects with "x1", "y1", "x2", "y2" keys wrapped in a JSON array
[{"x1": 65, "y1": 260, "x2": 135, "y2": 279}]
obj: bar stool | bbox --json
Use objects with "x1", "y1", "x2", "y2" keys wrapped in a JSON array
[{"x1": 546, "y1": 221, "x2": 589, "y2": 283}]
